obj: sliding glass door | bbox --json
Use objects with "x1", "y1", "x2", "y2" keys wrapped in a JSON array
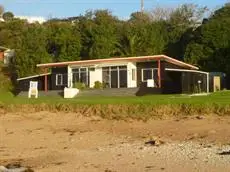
[
  {"x1": 111, "y1": 67, "x2": 118, "y2": 88},
  {"x1": 119, "y1": 67, "x2": 127, "y2": 88},
  {"x1": 102, "y1": 66, "x2": 127, "y2": 88}
]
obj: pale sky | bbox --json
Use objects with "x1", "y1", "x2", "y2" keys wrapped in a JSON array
[{"x1": 0, "y1": 0, "x2": 228, "y2": 20}]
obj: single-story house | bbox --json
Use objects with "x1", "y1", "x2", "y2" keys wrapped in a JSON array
[{"x1": 17, "y1": 55, "x2": 210, "y2": 95}]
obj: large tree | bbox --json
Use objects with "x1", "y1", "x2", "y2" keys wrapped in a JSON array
[
  {"x1": 119, "y1": 12, "x2": 168, "y2": 57},
  {"x1": 79, "y1": 10, "x2": 120, "y2": 59},
  {"x1": 13, "y1": 23, "x2": 51, "y2": 77},
  {"x1": 164, "y1": 4, "x2": 208, "y2": 59},
  {"x1": 46, "y1": 20, "x2": 81, "y2": 62},
  {"x1": 185, "y1": 4, "x2": 230, "y2": 74}
]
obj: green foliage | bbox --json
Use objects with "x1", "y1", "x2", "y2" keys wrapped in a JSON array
[
  {"x1": 79, "y1": 10, "x2": 120, "y2": 59},
  {"x1": 0, "y1": 63, "x2": 13, "y2": 91},
  {"x1": 94, "y1": 81, "x2": 103, "y2": 89},
  {"x1": 46, "y1": 21, "x2": 81, "y2": 62},
  {"x1": 73, "y1": 82, "x2": 86, "y2": 90},
  {"x1": 0, "y1": 3, "x2": 229, "y2": 92},
  {"x1": 185, "y1": 4, "x2": 230, "y2": 74},
  {"x1": 13, "y1": 23, "x2": 51, "y2": 77},
  {"x1": 2, "y1": 11, "x2": 14, "y2": 21}
]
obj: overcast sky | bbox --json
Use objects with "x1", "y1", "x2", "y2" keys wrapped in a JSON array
[{"x1": 0, "y1": 0, "x2": 228, "y2": 20}]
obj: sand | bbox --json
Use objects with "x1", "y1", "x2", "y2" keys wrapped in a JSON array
[{"x1": 1, "y1": 112, "x2": 230, "y2": 172}]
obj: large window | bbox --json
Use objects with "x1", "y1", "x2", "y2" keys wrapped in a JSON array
[
  {"x1": 142, "y1": 68, "x2": 158, "y2": 82},
  {"x1": 56, "y1": 74, "x2": 63, "y2": 86},
  {"x1": 102, "y1": 66, "x2": 127, "y2": 88},
  {"x1": 72, "y1": 68, "x2": 89, "y2": 86}
]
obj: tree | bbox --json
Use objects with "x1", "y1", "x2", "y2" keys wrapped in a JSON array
[
  {"x1": 13, "y1": 23, "x2": 51, "y2": 77},
  {"x1": 46, "y1": 21, "x2": 81, "y2": 62},
  {"x1": 119, "y1": 19, "x2": 168, "y2": 56},
  {"x1": 150, "y1": 6, "x2": 173, "y2": 21},
  {"x1": 3, "y1": 12, "x2": 14, "y2": 21},
  {"x1": 165, "y1": 4, "x2": 208, "y2": 59},
  {"x1": 79, "y1": 10, "x2": 120, "y2": 59},
  {"x1": 184, "y1": 4, "x2": 230, "y2": 75}
]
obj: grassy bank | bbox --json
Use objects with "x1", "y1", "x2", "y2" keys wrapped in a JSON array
[
  {"x1": 0, "y1": 91, "x2": 230, "y2": 120},
  {"x1": 0, "y1": 91, "x2": 230, "y2": 105}
]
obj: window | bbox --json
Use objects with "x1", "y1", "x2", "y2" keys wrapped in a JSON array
[
  {"x1": 89, "y1": 68, "x2": 95, "y2": 71},
  {"x1": 142, "y1": 68, "x2": 158, "y2": 82},
  {"x1": 56, "y1": 74, "x2": 63, "y2": 86},
  {"x1": 72, "y1": 67, "x2": 89, "y2": 86},
  {"x1": 102, "y1": 66, "x2": 127, "y2": 88},
  {"x1": 132, "y1": 69, "x2": 136, "y2": 81}
]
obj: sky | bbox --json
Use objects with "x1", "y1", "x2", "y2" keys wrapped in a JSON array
[{"x1": 0, "y1": 0, "x2": 228, "y2": 20}]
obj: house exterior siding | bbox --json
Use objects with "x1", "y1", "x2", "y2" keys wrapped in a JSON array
[
  {"x1": 15, "y1": 55, "x2": 208, "y2": 95},
  {"x1": 17, "y1": 75, "x2": 52, "y2": 92},
  {"x1": 51, "y1": 67, "x2": 68, "y2": 90},
  {"x1": 89, "y1": 67, "x2": 103, "y2": 88}
]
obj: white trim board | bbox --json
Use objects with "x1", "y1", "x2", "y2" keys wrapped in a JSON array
[
  {"x1": 17, "y1": 73, "x2": 51, "y2": 81},
  {"x1": 165, "y1": 68, "x2": 209, "y2": 74}
]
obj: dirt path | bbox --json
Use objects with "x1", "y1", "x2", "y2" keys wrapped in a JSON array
[{"x1": 1, "y1": 112, "x2": 230, "y2": 171}]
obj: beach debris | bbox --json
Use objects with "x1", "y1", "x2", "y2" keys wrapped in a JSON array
[
  {"x1": 0, "y1": 163, "x2": 34, "y2": 172},
  {"x1": 196, "y1": 116, "x2": 204, "y2": 120},
  {"x1": 145, "y1": 138, "x2": 165, "y2": 146},
  {"x1": 218, "y1": 150, "x2": 230, "y2": 155}
]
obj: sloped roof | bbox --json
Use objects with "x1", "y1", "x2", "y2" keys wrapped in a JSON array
[
  {"x1": 37, "y1": 55, "x2": 199, "y2": 70},
  {"x1": 17, "y1": 73, "x2": 51, "y2": 81}
]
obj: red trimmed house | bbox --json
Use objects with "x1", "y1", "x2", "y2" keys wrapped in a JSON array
[{"x1": 17, "y1": 55, "x2": 210, "y2": 95}]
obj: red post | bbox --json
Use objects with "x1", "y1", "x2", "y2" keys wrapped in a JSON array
[
  {"x1": 44, "y1": 68, "x2": 48, "y2": 92},
  {"x1": 158, "y1": 60, "x2": 161, "y2": 88}
]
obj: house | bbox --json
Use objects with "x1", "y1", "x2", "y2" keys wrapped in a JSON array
[
  {"x1": 0, "y1": 46, "x2": 15, "y2": 65},
  {"x1": 17, "y1": 55, "x2": 210, "y2": 95}
]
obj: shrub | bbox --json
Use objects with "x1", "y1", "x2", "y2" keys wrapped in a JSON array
[
  {"x1": 94, "y1": 81, "x2": 103, "y2": 89},
  {"x1": 0, "y1": 64, "x2": 13, "y2": 91},
  {"x1": 73, "y1": 82, "x2": 86, "y2": 90}
]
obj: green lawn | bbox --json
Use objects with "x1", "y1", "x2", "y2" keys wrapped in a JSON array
[{"x1": 0, "y1": 90, "x2": 230, "y2": 106}]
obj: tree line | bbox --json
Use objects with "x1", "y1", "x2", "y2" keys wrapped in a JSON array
[{"x1": 0, "y1": 3, "x2": 230, "y2": 79}]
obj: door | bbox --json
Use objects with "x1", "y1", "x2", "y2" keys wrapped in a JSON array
[
  {"x1": 213, "y1": 76, "x2": 221, "y2": 92},
  {"x1": 111, "y1": 70, "x2": 118, "y2": 88},
  {"x1": 119, "y1": 70, "x2": 127, "y2": 88}
]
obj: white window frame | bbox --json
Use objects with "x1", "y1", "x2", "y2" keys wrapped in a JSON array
[
  {"x1": 102, "y1": 65, "x2": 127, "y2": 88},
  {"x1": 141, "y1": 68, "x2": 158, "y2": 82},
  {"x1": 132, "y1": 69, "x2": 136, "y2": 81},
  {"x1": 56, "y1": 74, "x2": 63, "y2": 86},
  {"x1": 72, "y1": 67, "x2": 89, "y2": 86}
]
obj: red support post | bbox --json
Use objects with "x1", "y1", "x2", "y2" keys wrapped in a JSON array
[
  {"x1": 158, "y1": 60, "x2": 161, "y2": 88},
  {"x1": 44, "y1": 68, "x2": 48, "y2": 92}
]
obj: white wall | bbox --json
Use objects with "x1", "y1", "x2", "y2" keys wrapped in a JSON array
[
  {"x1": 67, "y1": 66, "x2": 72, "y2": 88},
  {"x1": 89, "y1": 68, "x2": 102, "y2": 88},
  {"x1": 127, "y1": 62, "x2": 137, "y2": 88},
  {"x1": 69, "y1": 61, "x2": 137, "y2": 88}
]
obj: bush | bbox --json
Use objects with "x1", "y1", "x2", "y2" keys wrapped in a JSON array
[
  {"x1": 0, "y1": 64, "x2": 13, "y2": 91},
  {"x1": 73, "y1": 82, "x2": 86, "y2": 90},
  {"x1": 94, "y1": 81, "x2": 103, "y2": 89}
]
